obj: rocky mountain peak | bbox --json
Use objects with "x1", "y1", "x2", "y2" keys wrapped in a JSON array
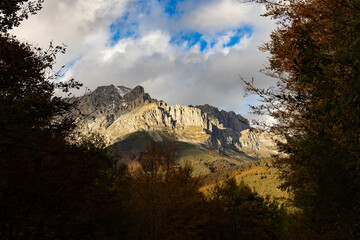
[
  {"x1": 73, "y1": 85, "x2": 281, "y2": 159},
  {"x1": 131, "y1": 85, "x2": 145, "y2": 94},
  {"x1": 90, "y1": 85, "x2": 144, "y2": 99},
  {"x1": 123, "y1": 85, "x2": 150, "y2": 102},
  {"x1": 71, "y1": 85, "x2": 155, "y2": 129}
]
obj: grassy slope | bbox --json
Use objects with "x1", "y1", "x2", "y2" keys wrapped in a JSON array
[
  {"x1": 108, "y1": 131, "x2": 253, "y2": 175},
  {"x1": 176, "y1": 141, "x2": 244, "y2": 175},
  {"x1": 108, "y1": 131, "x2": 289, "y2": 200},
  {"x1": 201, "y1": 159, "x2": 289, "y2": 201},
  {"x1": 107, "y1": 131, "x2": 154, "y2": 152}
]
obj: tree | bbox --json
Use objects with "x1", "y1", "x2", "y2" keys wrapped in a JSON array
[
  {"x1": 128, "y1": 142, "x2": 207, "y2": 240},
  {"x1": 0, "y1": 1, "x2": 129, "y2": 239},
  {"x1": 0, "y1": 0, "x2": 79, "y2": 137},
  {"x1": 205, "y1": 177, "x2": 284, "y2": 240},
  {"x1": 244, "y1": 0, "x2": 360, "y2": 238},
  {"x1": 0, "y1": 0, "x2": 43, "y2": 33}
]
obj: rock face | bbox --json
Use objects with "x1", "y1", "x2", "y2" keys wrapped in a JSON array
[
  {"x1": 106, "y1": 102, "x2": 212, "y2": 143},
  {"x1": 196, "y1": 104, "x2": 249, "y2": 132},
  {"x1": 70, "y1": 85, "x2": 156, "y2": 132},
  {"x1": 73, "y1": 85, "x2": 281, "y2": 159}
]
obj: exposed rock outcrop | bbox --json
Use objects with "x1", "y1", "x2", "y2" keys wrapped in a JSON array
[
  {"x1": 196, "y1": 104, "x2": 249, "y2": 132},
  {"x1": 73, "y1": 85, "x2": 282, "y2": 159},
  {"x1": 70, "y1": 85, "x2": 155, "y2": 131},
  {"x1": 106, "y1": 102, "x2": 211, "y2": 143}
]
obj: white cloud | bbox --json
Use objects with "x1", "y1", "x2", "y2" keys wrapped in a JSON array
[
  {"x1": 11, "y1": 0, "x2": 277, "y2": 121},
  {"x1": 182, "y1": 0, "x2": 268, "y2": 34},
  {"x1": 12, "y1": 0, "x2": 129, "y2": 67}
]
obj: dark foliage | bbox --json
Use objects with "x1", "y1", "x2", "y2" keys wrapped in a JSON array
[
  {"x1": 0, "y1": 1, "x2": 129, "y2": 239},
  {"x1": 243, "y1": 0, "x2": 360, "y2": 238},
  {"x1": 127, "y1": 142, "x2": 208, "y2": 240},
  {"x1": 205, "y1": 177, "x2": 284, "y2": 240},
  {"x1": 0, "y1": 0, "x2": 43, "y2": 32}
]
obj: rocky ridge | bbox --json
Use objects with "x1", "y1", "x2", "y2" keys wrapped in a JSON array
[
  {"x1": 73, "y1": 85, "x2": 280, "y2": 159},
  {"x1": 71, "y1": 85, "x2": 156, "y2": 132}
]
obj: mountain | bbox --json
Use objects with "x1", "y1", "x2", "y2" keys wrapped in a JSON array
[
  {"x1": 70, "y1": 85, "x2": 156, "y2": 130},
  {"x1": 72, "y1": 85, "x2": 281, "y2": 174}
]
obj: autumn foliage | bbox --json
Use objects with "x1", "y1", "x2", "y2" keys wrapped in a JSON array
[
  {"x1": 244, "y1": 0, "x2": 360, "y2": 238},
  {"x1": 126, "y1": 142, "x2": 285, "y2": 240}
]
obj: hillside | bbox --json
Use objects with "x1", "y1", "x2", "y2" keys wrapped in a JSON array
[
  {"x1": 72, "y1": 85, "x2": 283, "y2": 173},
  {"x1": 106, "y1": 131, "x2": 255, "y2": 175},
  {"x1": 201, "y1": 158, "x2": 289, "y2": 201}
]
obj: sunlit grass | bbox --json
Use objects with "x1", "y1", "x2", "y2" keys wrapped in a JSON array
[{"x1": 201, "y1": 159, "x2": 289, "y2": 201}]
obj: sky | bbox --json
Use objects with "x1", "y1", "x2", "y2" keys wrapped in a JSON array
[{"x1": 12, "y1": 0, "x2": 277, "y2": 120}]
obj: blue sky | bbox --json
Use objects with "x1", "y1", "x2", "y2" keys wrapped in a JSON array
[
  {"x1": 108, "y1": 0, "x2": 254, "y2": 52},
  {"x1": 12, "y1": 0, "x2": 275, "y2": 119},
  {"x1": 167, "y1": 26, "x2": 253, "y2": 52},
  {"x1": 161, "y1": 0, "x2": 184, "y2": 16},
  {"x1": 109, "y1": 12, "x2": 139, "y2": 46}
]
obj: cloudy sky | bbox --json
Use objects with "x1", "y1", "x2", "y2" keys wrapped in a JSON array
[{"x1": 12, "y1": 0, "x2": 276, "y2": 119}]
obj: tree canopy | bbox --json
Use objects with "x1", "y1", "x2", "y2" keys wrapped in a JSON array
[
  {"x1": 0, "y1": 0, "x2": 43, "y2": 32},
  {"x1": 206, "y1": 177, "x2": 284, "y2": 240},
  {"x1": 128, "y1": 142, "x2": 207, "y2": 240},
  {"x1": 244, "y1": 0, "x2": 360, "y2": 238},
  {"x1": 0, "y1": 1, "x2": 128, "y2": 239}
]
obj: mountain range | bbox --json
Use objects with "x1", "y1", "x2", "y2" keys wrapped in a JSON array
[{"x1": 71, "y1": 85, "x2": 281, "y2": 174}]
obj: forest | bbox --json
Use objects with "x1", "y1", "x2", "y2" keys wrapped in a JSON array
[{"x1": 0, "y1": 0, "x2": 359, "y2": 239}]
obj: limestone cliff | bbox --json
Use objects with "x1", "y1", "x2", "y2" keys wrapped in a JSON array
[{"x1": 73, "y1": 85, "x2": 281, "y2": 159}]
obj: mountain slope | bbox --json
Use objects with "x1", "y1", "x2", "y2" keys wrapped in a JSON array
[
  {"x1": 72, "y1": 85, "x2": 282, "y2": 173},
  {"x1": 201, "y1": 158, "x2": 289, "y2": 200},
  {"x1": 106, "y1": 131, "x2": 255, "y2": 175}
]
